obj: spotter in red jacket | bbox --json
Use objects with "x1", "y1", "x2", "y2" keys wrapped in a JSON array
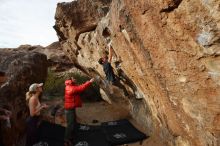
[{"x1": 64, "y1": 79, "x2": 91, "y2": 109}]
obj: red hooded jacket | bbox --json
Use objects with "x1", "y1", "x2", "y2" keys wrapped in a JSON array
[{"x1": 64, "y1": 79, "x2": 91, "y2": 109}]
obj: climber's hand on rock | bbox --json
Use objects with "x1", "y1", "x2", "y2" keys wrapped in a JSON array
[{"x1": 90, "y1": 78, "x2": 95, "y2": 83}]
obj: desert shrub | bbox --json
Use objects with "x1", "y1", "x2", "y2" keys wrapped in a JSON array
[{"x1": 43, "y1": 69, "x2": 65, "y2": 97}]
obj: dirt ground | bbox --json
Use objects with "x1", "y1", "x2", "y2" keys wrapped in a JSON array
[{"x1": 43, "y1": 98, "x2": 165, "y2": 146}]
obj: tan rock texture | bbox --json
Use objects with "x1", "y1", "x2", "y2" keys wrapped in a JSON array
[{"x1": 54, "y1": 0, "x2": 220, "y2": 145}]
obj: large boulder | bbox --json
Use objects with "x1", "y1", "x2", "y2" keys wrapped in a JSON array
[
  {"x1": 54, "y1": 0, "x2": 220, "y2": 145},
  {"x1": 54, "y1": 0, "x2": 112, "y2": 70},
  {"x1": 14, "y1": 42, "x2": 73, "y2": 72},
  {"x1": 0, "y1": 50, "x2": 48, "y2": 146}
]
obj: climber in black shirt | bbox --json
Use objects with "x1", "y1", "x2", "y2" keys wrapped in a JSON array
[
  {"x1": 98, "y1": 44, "x2": 130, "y2": 96},
  {"x1": 98, "y1": 45, "x2": 116, "y2": 85}
]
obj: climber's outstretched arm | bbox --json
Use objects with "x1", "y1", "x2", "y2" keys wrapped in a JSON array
[{"x1": 108, "y1": 46, "x2": 113, "y2": 63}]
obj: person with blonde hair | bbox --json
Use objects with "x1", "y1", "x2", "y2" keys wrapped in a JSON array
[{"x1": 25, "y1": 83, "x2": 48, "y2": 146}]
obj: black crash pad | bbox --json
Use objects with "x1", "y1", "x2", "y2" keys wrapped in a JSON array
[
  {"x1": 101, "y1": 119, "x2": 148, "y2": 145},
  {"x1": 38, "y1": 121, "x2": 65, "y2": 142},
  {"x1": 74, "y1": 123, "x2": 110, "y2": 146},
  {"x1": 33, "y1": 139, "x2": 64, "y2": 146},
  {"x1": 38, "y1": 121, "x2": 109, "y2": 146},
  {"x1": 37, "y1": 120, "x2": 148, "y2": 146},
  {"x1": 74, "y1": 129, "x2": 110, "y2": 146}
]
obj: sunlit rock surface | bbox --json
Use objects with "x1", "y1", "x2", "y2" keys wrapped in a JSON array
[{"x1": 54, "y1": 0, "x2": 220, "y2": 145}]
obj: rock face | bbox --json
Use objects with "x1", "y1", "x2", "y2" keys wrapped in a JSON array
[
  {"x1": 14, "y1": 42, "x2": 73, "y2": 71},
  {"x1": 54, "y1": 0, "x2": 220, "y2": 145},
  {"x1": 0, "y1": 50, "x2": 48, "y2": 146}
]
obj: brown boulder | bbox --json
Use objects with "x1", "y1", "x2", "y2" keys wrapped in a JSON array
[
  {"x1": 0, "y1": 51, "x2": 48, "y2": 146},
  {"x1": 3, "y1": 42, "x2": 74, "y2": 72}
]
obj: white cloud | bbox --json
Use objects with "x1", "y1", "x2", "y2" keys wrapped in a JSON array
[{"x1": 0, "y1": 0, "x2": 73, "y2": 48}]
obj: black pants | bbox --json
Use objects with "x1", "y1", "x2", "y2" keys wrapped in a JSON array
[
  {"x1": 26, "y1": 116, "x2": 40, "y2": 146},
  {"x1": 65, "y1": 109, "x2": 77, "y2": 141}
]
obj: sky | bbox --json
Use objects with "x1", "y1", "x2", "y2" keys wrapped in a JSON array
[{"x1": 0, "y1": 0, "x2": 73, "y2": 48}]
